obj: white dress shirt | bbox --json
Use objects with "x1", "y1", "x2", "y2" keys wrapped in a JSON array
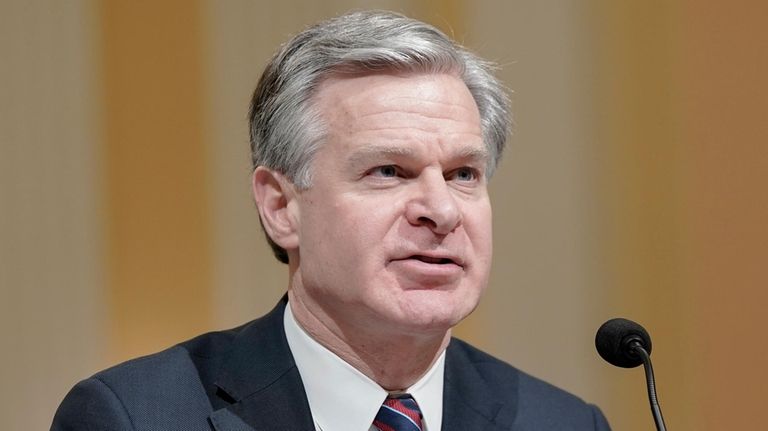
[{"x1": 283, "y1": 303, "x2": 445, "y2": 431}]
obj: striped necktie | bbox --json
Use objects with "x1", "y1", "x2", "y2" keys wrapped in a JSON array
[{"x1": 373, "y1": 394, "x2": 423, "y2": 431}]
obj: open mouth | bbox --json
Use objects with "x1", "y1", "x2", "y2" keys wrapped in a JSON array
[{"x1": 410, "y1": 255, "x2": 457, "y2": 265}]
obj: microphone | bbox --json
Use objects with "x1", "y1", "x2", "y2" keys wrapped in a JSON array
[{"x1": 595, "y1": 318, "x2": 667, "y2": 431}]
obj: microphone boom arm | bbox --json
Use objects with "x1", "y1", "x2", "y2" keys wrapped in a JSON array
[{"x1": 629, "y1": 340, "x2": 667, "y2": 431}]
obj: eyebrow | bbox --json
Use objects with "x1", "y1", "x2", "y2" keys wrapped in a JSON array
[
  {"x1": 346, "y1": 144, "x2": 489, "y2": 167},
  {"x1": 455, "y1": 146, "x2": 490, "y2": 163},
  {"x1": 346, "y1": 145, "x2": 414, "y2": 167}
]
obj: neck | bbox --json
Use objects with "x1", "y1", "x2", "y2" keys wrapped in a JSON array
[{"x1": 287, "y1": 289, "x2": 450, "y2": 391}]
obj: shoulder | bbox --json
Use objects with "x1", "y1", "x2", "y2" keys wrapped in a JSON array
[
  {"x1": 51, "y1": 324, "x2": 248, "y2": 431},
  {"x1": 52, "y1": 300, "x2": 291, "y2": 430},
  {"x1": 446, "y1": 338, "x2": 611, "y2": 430},
  {"x1": 93, "y1": 323, "x2": 243, "y2": 390}
]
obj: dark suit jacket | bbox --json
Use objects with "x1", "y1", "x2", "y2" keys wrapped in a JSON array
[{"x1": 52, "y1": 299, "x2": 611, "y2": 430}]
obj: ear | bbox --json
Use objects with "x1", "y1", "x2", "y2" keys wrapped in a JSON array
[{"x1": 251, "y1": 166, "x2": 300, "y2": 251}]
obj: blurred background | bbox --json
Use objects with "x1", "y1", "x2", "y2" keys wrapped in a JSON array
[{"x1": 2, "y1": 0, "x2": 766, "y2": 429}]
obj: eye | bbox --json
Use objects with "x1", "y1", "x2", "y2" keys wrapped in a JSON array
[
  {"x1": 450, "y1": 167, "x2": 479, "y2": 182},
  {"x1": 369, "y1": 165, "x2": 399, "y2": 178}
]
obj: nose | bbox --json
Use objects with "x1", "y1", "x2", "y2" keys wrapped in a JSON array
[{"x1": 405, "y1": 172, "x2": 462, "y2": 235}]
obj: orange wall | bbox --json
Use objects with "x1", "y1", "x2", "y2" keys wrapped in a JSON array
[
  {"x1": 681, "y1": 1, "x2": 768, "y2": 428},
  {"x1": 591, "y1": 1, "x2": 768, "y2": 429},
  {"x1": 589, "y1": 2, "x2": 692, "y2": 429},
  {"x1": 99, "y1": 0, "x2": 213, "y2": 361}
]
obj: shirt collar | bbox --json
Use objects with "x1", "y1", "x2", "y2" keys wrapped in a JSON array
[{"x1": 283, "y1": 302, "x2": 445, "y2": 431}]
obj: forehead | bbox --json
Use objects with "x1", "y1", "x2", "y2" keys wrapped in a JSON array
[{"x1": 313, "y1": 72, "x2": 483, "y2": 154}]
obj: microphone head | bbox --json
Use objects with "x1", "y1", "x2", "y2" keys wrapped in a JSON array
[{"x1": 595, "y1": 318, "x2": 652, "y2": 368}]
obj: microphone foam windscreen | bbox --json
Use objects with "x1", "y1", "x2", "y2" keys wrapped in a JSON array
[{"x1": 595, "y1": 318, "x2": 652, "y2": 368}]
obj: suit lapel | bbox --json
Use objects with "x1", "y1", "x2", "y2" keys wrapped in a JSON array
[
  {"x1": 209, "y1": 298, "x2": 315, "y2": 431},
  {"x1": 207, "y1": 300, "x2": 520, "y2": 431},
  {"x1": 441, "y1": 339, "x2": 518, "y2": 431}
]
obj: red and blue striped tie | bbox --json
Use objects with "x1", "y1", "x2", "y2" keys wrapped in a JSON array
[{"x1": 373, "y1": 395, "x2": 423, "y2": 431}]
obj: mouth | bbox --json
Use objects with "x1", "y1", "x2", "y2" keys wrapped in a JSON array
[
  {"x1": 395, "y1": 253, "x2": 464, "y2": 268},
  {"x1": 389, "y1": 253, "x2": 465, "y2": 283},
  {"x1": 410, "y1": 255, "x2": 458, "y2": 265}
]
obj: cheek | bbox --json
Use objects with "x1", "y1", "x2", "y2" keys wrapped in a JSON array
[
  {"x1": 302, "y1": 197, "x2": 393, "y2": 264},
  {"x1": 465, "y1": 202, "x2": 494, "y2": 278},
  {"x1": 340, "y1": 202, "x2": 398, "y2": 260},
  {"x1": 466, "y1": 200, "x2": 493, "y2": 245}
]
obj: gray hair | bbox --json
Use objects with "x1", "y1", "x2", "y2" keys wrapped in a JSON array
[{"x1": 249, "y1": 10, "x2": 511, "y2": 263}]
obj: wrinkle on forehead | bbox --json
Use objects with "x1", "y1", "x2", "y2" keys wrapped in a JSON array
[
  {"x1": 315, "y1": 72, "x2": 481, "y2": 124},
  {"x1": 345, "y1": 144, "x2": 489, "y2": 168},
  {"x1": 343, "y1": 113, "x2": 482, "y2": 136},
  {"x1": 354, "y1": 96, "x2": 479, "y2": 121}
]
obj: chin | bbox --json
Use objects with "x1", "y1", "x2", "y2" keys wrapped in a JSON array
[{"x1": 389, "y1": 288, "x2": 481, "y2": 334}]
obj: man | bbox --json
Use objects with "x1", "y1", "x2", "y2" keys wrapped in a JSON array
[{"x1": 52, "y1": 11, "x2": 610, "y2": 431}]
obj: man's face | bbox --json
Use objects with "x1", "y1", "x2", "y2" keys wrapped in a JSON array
[{"x1": 290, "y1": 72, "x2": 492, "y2": 337}]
